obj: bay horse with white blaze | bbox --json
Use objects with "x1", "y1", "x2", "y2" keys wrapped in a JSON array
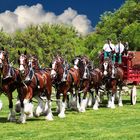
[
  {"x1": 0, "y1": 47, "x2": 20, "y2": 121},
  {"x1": 77, "y1": 56, "x2": 103, "y2": 111},
  {"x1": 51, "y1": 55, "x2": 82, "y2": 118},
  {"x1": 101, "y1": 58, "x2": 124, "y2": 108},
  {"x1": 17, "y1": 51, "x2": 53, "y2": 123}
]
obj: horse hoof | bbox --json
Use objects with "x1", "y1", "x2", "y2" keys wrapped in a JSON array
[
  {"x1": 118, "y1": 103, "x2": 123, "y2": 107},
  {"x1": 107, "y1": 104, "x2": 111, "y2": 108},
  {"x1": 111, "y1": 105, "x2": 116, "y2": 109},
  {"x1": 80, "y1": 108, "x2": 86, "y2": 113},
  {"x1": 27, "y1": 113, "x2": 33, "y2": 118},
  {"x1": 17, "y1": 119, "x2": 26, "y2": 124},
  {"x1": 58, "y1": 113, "x2": 66, "y2": 118},
  {"x1": 93, "y1": 106, "x2": 99, "y2": 110},
  {"x1": 45, "y1": 115, "x2": 54, "y2": 121},
  {"x1": 7, "y1": 118, "x2": 16, "y2": 122}
]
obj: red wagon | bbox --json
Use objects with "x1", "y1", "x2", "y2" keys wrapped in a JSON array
[{"x1": 120, "y1": 51, "x2": 140, "y2": 105}]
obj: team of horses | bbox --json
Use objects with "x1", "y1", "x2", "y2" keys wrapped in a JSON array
[{"x1": 0, "y1": 48, "x2": 125, "y2": 123}]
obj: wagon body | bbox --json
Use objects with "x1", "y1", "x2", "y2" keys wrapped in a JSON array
[{"x1": 120, "y1": 51, "x2": 140, "y2": 85}]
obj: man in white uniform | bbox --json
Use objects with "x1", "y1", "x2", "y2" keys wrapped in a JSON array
[
  {"x1": 115, "y1": 40, "x2": 124, "y2": 64},
  {"x1": 103, "y1": 38, "x2": 116, "y2": 63}
]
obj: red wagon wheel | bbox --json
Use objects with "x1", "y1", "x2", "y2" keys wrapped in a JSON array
[{"x1": 131, "y1": 86, "x2": 137, "y2": 105}]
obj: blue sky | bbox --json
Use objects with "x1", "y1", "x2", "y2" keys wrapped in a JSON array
[
  {"x1": 0, "y1": 0, "x2": 125, "y2": 26},
  {"x1": 0, "y1": 0, "x2": 125, "y2": 35}
]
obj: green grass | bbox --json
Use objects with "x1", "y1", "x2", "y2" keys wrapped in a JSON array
[{"x1": 0, "y1": 89, "x2": 140, "y2": 140}]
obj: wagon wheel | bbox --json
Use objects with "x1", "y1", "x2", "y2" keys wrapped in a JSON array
[{"x1": 130, "y1": 86, "x2": 137, "y2": 105}]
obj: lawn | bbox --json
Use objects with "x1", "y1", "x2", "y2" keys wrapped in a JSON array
[{"x1": 0, "y1": 89, "x2": 140, "y2": 140}]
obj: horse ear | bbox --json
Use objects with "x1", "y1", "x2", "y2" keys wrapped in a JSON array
[
  {"x1": 18, "y1": 50, "x2": 21, "y2": 55},
  {"x1": 24, "y1": 50, "x2": 27, "y2": 55}
]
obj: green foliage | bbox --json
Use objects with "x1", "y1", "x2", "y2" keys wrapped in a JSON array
[
  {"x1": 84, "y1": 0, "x2": 140, "y2": 65},
  {"x1": 0, "y1": 0, "x2": 139, "y2": 66},
  {"x1": 121, "y1": 22, "x2": 140, "y2": 50},
  {"x1": 1, "y1": 24, "x2": 85, "y2": 66}
]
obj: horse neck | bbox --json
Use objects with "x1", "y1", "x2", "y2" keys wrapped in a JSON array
[
  {"x1": 2, "y1": 61, "x2": 9, "y2": 77},
  {"x1": 22, "y1": 64, "x2": 30, "y2": 78},
  {"x1": 33, "y1": 64, "x2": 39, "y2": 70},
  {"x1": 56, "y1": 63, "x2": 64, "y2": 81},
  {"x1": 32, "y1": 60, "x2": 40, "y2": 70},
  {"x1": 78, "y1": 64, "x2": 85, "y2": 78}
]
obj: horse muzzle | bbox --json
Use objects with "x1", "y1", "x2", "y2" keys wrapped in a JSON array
[
  {"x1": 50, "y1": 70, "x2": 57, "y2": 78},
  {"x1": 0, "y1": 63, "x2": 3, "y2": 69},
  {"x1": 103, "y1": 71, "x2": 108, "y2": 76}
]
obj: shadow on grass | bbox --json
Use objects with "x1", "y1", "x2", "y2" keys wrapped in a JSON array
[{"x1": 0, "y1": 117, "x2": 7, "y2": 123}]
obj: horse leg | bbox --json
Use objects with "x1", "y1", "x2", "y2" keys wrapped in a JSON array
[
  {"x1": 66, "y1": 93, "x2": 71, "y2": 109},
  {"x1": 70, "y1": 88, "x2": 78, "y2": 110},
  {"x1": 93, "y1": 87, "x2": 100, "y2": 110},
  {"x1": 118, "y1": 85, "x2": 123, "y2": 107},
  {"x1": 15, "y1": 95, "x2": 21, "y2": 113},
  {"x1": 58, "y1": 91, "x2": 67, "y2": 118},
  {"x1": 75, "y1": 88, "x2": 81, "y2": 112},
  {"x1": 80, "y1": 88, "x2": 88, "y2": 112},
  {"x1": 87, "y1": 90, "x2": 94, "y2": 107},
  {"x1": 23, "y1": 87, "x2": 34, "y2": 116},
  {"x1": 56, "y1": 91, "x2": 61, "y2": 113},
  {"x1": 111, "y1": 83, "x2": 117, "y2": 109},
  {"x1": 107, "y1": 91, "x2": 112, "y2": 108},
  {"x1": 111, "y1": 93, "x2": 115, "y2": 109},
  {"x1": 7, "y1": 92, "x2": 16, "y2": 122},
  {"x1": 18, "y1": 99, "x2": 27, "y2": 124},
  {"x1": 34, "y1": 95, "x2": 44, "y2": 117},
  {"x1": 44, "y1": 85, "x2": 53, "y2": 121}
]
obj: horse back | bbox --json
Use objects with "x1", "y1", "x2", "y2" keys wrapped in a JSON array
[
  {"x1": 90, "y1": 68, "x2": 102, "y2": 84},
  {"x1": 116, "y1": 67, "x2": 124, "y2": 81},
  {"x1": 34, "y1": 70, "x2": 52, "y2": 90},
  {"x1": 69, "y1": 68, "x2": 80, "y2": 86}
]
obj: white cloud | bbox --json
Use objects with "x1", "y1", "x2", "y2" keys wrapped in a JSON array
[{"x1": 0, "y1": 3, "x2": 93, "y2": 35}]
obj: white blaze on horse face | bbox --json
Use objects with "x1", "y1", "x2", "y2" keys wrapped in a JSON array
[
  {"x1": 74, "y1": 58, "x2": 79, "y2": 69},
  {"x1": 103, "y1": 62, "x2": 108, "y2": 76},
  {"x1": 62, "y1": 67, "x2": 67, "y2": 81},
  {"x1": 83, "y1": 65, "x2": 88, "y2": 79},
  {"x1": 0, "y1": 52, "x2": 3, "y2": 64},
  {"x1": 19, "y1": 56, "x2": 25, "y2": 72},
  {"x1": 0, "y1": 52, "x2": 3, "y2": 59},
  {"x1": 51, "y1": 61, "x2": 57, "y2": 77}
]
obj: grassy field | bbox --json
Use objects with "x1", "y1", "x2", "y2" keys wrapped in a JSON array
[{"x1": 0, "y1": 89, "x2": 140, "y2": 140}]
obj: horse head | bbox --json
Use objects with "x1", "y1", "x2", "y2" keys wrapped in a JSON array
[
  {"x1": 61, "y1": 60, "x2": 70, "y2": 82},
  {"x1": 102, "y1": 58, "x2": 116, "y2": 78},
  {"x1": 29, "y1": 55, "x2": 40, "y2": 70},
  {"x1": 18, "y1": 50, "x2": 29, "y2": 76},
  {"x1": 50, "y1": 56, "x2": 64, "y2": 79},
  {"x1": 81, "y1": 56, "x2": 91, "y2": 79},
  {"x1": 0, "y1": 47, "x2": 8, "y2": 70}
]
